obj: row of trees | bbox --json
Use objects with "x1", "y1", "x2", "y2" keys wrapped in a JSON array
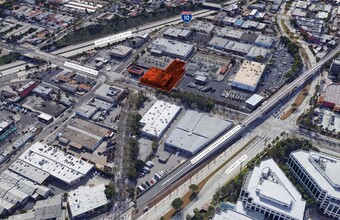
[
  {"x1": 281, "y1": 36, "x2": 303, "y2": 78},
  {"x1": 164, "y1": 90, "x2": 215, "y2": 112},
  {"x1": 54, "y1": 4, "x2": 203, "y2": 48},
  {"x1": 212, "y1": 137, "x2": 319, "y2": 208},
  {"x1": 0, "y1": 52, "x2": 21, "y2": 65}
]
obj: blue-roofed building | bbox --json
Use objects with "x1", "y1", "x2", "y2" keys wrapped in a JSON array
[{"x1": 235, "y1": 18, "x2": 245, "y2": 27}]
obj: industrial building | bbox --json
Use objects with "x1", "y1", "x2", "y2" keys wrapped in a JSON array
[
  {"x1": 246, "y1": 46, "x2": 269, "y2": 60},
  {"x1": 163, "y1": 28, "x2": 192, "y2": 39},
  {"x1": 224, "y1": 41, "x2": 252, "y2": 56},
  {"x1": 148, "y1": 38, "x2": 194, "y2": 60},
  {"x1": 76, "y1": 104, "x2": 98, "y2": 119},
  {"x1": 165, "y1": 110, "x2": 233, "y2": 157},
  {"x1": 8, "y1": 195, "x2": 63, "y2": 220},
  {"x1": 245, "y1": 94, "x2": 265, "y2": 109},
  {"x1": 239, "y1": 159, "x2": 306, "y2": 220},
  {"x1": 59, "y1": 118, "x2": 113, "y2": 152},
  {"x1": 94, "y1": 84, "x2": 125, "y2": 104},
  {"x1": 136, "y1": 53, "x2": 174, "y2": 69},
  {"x1": 231, "y1": 60, "x2": 265, "y2": 92},
  {"x1": 68, "y1": 184, "x2": 108, "y2": 219},
  {"x1": 16, "y1": 142, "x2": 93, "y2": 185},
  {"x1": 318, "y1": 84, "x2": 340, "y2": 112},
  {"x1": 254, "y1": 35, "x2": 275, "y2": 48},
  {"x1": 190, "y1": 20, "x2": 215, "y2": 33},
  {"x1": 140, "y1": 101, "x2": 181, "y2": 140},
  {"x1": 110, "y1": 45, "x2": 133, "y2": 59},
  {"x1": 288, "y1": 150, "x2": 340, "y2": 219},
  {"x1": 0, "y1": 170, "x2": 50, "y2": 216},
  {"x1": 208, "y1": 37, "x2": 229, "y2": 50}
]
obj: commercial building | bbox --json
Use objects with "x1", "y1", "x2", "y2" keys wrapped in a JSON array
[
  {"x1": 288, "y1": 150, "x2": 340, "y2": 219},
  {"x1": 245, "y1": 94, "x2": 265, "y2": 109},
  {"x1": 136, "y1": 53, "x2": 174, "y2": 69},
  {"x1": 165, "y1": 110, "x2": 233, "y2": 157},
  {"x1": 0, "y1": 119, "x2": 14, "y2": 136},
  {"x1": 16, "y1": 81, "x2": 38, "y2": 98},
  {"x1": 38, "y1": 113, "x2": 54, "y2": 124},
  {"x1": 140, "y1": 101, "x2": 181, "y2": 140},
  {"x1": 246, "y1": 46, "x2": 269, "y2": 60},
  {"x1": 239, "y1": 159, "x2": 306, "y2": 220},
  {"x1": 140, "y1": 59, "x2": 186, "y2": 92},
  {"x1": 318, "y1": 84, "x2": 340, "y2": 112},
  {"x1": 127, "y1": 65, "x2": 145, "y2": 76},
  {"x1": 17, "y1": 142, "x2": 93, "y2": 185},
  {"x1": 59, "y1": 118, "x2": 113, "y2": 152},
  {"x1": 32, "y1": 85, "x2": 53, "y2": 99},
  {"x1": 231, "y1": 60, "x2": 265, "y2": 92},
  {"x1": 254, "y1": 35, "x2": 274, "y2": 48},
  {"x1": 76, "y1": 104, "x2": 98, "y2": 119},
  {"x1": 208, "y1": 36, "x2": 229, "y2": 50},
  {"x1": 148, "y1": 38, "x2": 194, "y2": 60},
  {"x1": 212, "y1": 208, "x2": 256, "y2": 220},
  {"x1": 190, "y1": 20, "x2": 215, "y2": 33},
  {"x1": 163, "y1": 28, "x2": 192, "y2": 39},
  {"x1": 94, "y1": 84, "x2": 125, "y2": 104},
  {"x1": 110, "y1": 45, "x2": 133, "y2": 59},
  {"x1": 224, "y1": 41, "x2": 252, "y2": 56},
  {"x1": 68, "y1": 184, "x2": 108, "y2": 219}
]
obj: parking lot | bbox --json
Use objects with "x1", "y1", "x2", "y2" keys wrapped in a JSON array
[
  {"x1": 317, "y1": 108, "x2": 340, "y2": 133},
  {"x1": 257, "y1": 44, "x2": 294, "y2": 96}
]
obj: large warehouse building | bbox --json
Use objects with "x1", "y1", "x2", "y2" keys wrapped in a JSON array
[
  {"x1": 148, "y1": 38, "x2": 194, "y2": 60},
  {"x1": 239, "y1": 159, "x2": 306, "y2": 220},
  {"x1": 165, "y1": 110, "x2": 233, "y2": 157},
  {"x1": 231, "y1": 60, "x2": 265, "y2": 92},
  {"x1": 288, "y1": 150, "x2": 340, "y2": 219},
  {"x1": 318, "y1": 84, "x2": 340, "y2": 112},
  {"x1": 140, "y1": 101, "x2": 181, "y2": 140},
  {"x1": 16, "y1": 142, "x2": 93, "y2": 185},
  {"x1": 59, "y1": 118, "x2": 113, "y2": 152}
]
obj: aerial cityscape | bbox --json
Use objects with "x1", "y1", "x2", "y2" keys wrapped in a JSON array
[{"x1": 0, "y1": 0, "x2": 339, "y2": 219}]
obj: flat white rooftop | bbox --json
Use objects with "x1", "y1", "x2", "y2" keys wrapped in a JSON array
[
  {"x1": 68, "y1": 184, "x2": 108, "y2": 218},
  {"x1": 243, "y1": 159, "x2": 305, "y2": 220},
  {"x1": 140, "y1": 101, "x2": 181, "y2": 139},
  {"x1": 18, "y1": 142, "x2": 93, "y2": 185},
  {"x1": 291, "y1": 150, "x2": 340, "y2": 199},
  {"x1": 148, "y1": 38, "x2": 194, "y2": 59}
]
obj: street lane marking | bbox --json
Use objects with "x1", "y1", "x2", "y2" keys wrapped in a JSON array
[{"x1": 225, "y1": 154, "x2": 247, "y2": 174}]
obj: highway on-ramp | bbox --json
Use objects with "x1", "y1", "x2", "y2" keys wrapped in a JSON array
[{"x1": 134, "y1": 44, "x2": 340, "y2": 212}]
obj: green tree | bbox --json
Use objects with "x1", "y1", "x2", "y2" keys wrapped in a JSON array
[
  {"x1": 171, "y1": 198, "x2": 184, "y2": 211},
  {"x1": 189, "y1": 184, "x2": 199, "y2": 193}
]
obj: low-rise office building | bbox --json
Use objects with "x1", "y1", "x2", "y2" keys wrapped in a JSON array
[{"x1": 239, "y1": 159, "x2": 306, "y2": 220}]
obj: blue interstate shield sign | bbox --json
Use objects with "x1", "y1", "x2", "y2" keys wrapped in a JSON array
[{"x1": 181, "y1": 11, "x2": 193, "y2": 23}]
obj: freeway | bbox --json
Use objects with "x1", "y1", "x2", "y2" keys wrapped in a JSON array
[{"x1": 134, "y1": 44, "x2": 340, "y2": 212}]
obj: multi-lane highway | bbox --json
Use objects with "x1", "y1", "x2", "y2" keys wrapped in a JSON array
[{"x1": 134, "y1": 44, "x2": 340, "y2": 212}]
